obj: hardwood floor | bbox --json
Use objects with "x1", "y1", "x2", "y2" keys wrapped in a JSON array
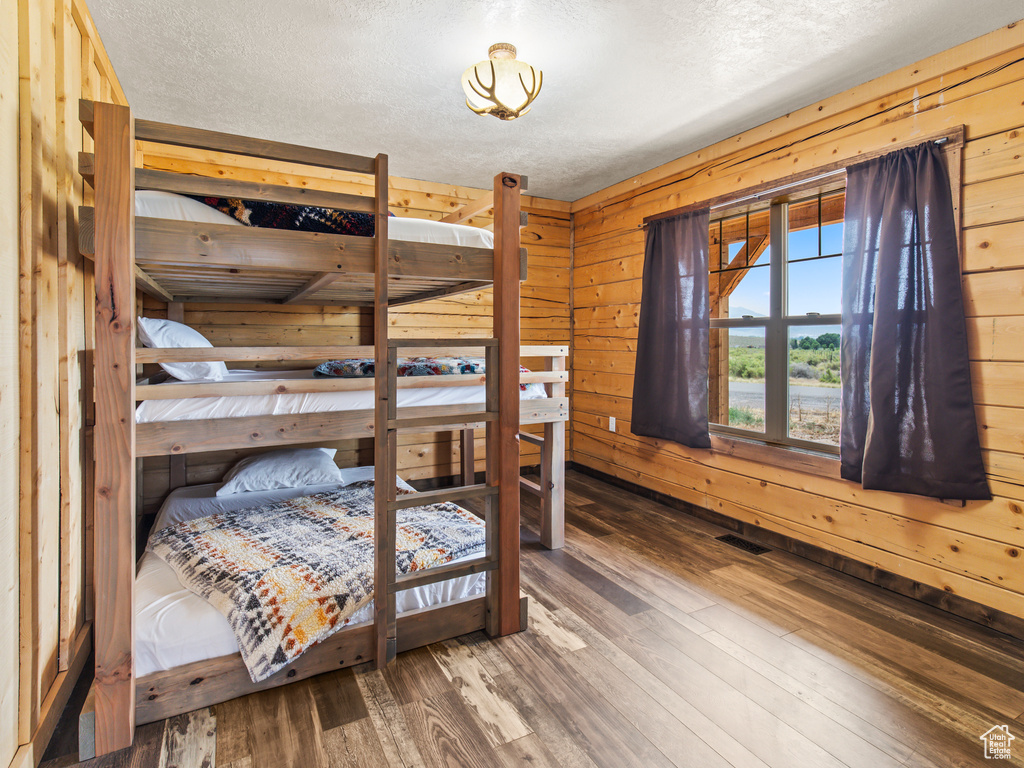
[{"x1": 44, "y1": 470, "x2": 1024, "y2": 767}]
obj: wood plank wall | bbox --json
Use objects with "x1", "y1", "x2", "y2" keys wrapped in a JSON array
[
  {"x1": 135, "y1": 145, "x2": 571, "y2": 515},
  {"x1": 2, "y1": 1, "x2": 22, "y2": 764},
  {"x1": 569, "y1": 22, "x2": 1024, "y2": 621},
  {"x1": 6, "y1": 1, "x2": 126, "y2": 766}
]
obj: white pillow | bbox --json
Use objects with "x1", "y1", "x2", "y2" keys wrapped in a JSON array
[
  {"x1": 137, "y1": 317, "x2": 228, "y2": 382},
  {"x1": 135, "y1": 190, "x2": 244, "y2": 227},
  {"x1": 217, "y1": 447, "x2": 343, "y2": 496}
]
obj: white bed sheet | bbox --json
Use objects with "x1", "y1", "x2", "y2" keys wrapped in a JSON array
[
  {"x1": 135, "y1": 190, "x2": 494, "y2": 249},
  {"x1": 136, "y1": 368, "x2": 546, "y2": 423},
  {"x1": 136, "y1": 477, "x2": 486, "y2": 678}
]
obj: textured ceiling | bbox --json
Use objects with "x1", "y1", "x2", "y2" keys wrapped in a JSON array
[{"x1": 87, "y1": 1, "x2": 1021, "y2": 201}]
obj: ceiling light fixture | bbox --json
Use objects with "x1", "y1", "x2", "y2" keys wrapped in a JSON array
[{"x1": 461, "y1": 43, "x2": 543, "y2": 121}]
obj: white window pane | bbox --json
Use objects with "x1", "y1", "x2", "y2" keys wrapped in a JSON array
[
  {"x1": 788, "y1": 326, "x2": 841, "y2": 445},
  {"x1": 709, "y1": 327, "x2": 765, "y2": 433}
]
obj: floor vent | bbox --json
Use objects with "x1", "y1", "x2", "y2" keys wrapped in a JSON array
[{"x1": 716, "y1": 534, "x2": 770, "y2": 555}]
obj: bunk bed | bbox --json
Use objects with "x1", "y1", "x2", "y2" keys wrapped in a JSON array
[{"x1": 78, "y1": 99, "x2": 568, "y2": 756}]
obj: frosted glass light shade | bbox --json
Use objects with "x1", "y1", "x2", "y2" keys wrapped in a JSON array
[{"x1": 461, "y1": 43, "x2": 543, "y2": 121}]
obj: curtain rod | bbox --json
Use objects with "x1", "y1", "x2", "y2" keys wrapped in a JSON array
[{"x1": 639, "y1": 135, "x2": 952, "y2": 230}]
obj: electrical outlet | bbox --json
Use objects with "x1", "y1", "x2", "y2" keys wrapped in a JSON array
[{"x1": 609, "y1": 416, "x2": 616, "y2": 432}]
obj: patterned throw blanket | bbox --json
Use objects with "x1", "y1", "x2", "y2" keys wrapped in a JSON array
[
  {"x1": 190, "y1": 195, "x2": 387, "y2": 237},
  {"x1": 148, "y1": 480, "x2": 485, "y2": 682},
  {"x1": 314, "y1": 356, "x2": 532, "y2": 392}
]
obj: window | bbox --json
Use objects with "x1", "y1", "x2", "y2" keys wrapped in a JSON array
[{"x1": 708, "y1": 189, "x2": 844, "y2": 451}]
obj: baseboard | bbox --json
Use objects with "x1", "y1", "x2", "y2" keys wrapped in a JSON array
[{"x1": 570, "y1": 462, "x2": 1024, "y2": 643}]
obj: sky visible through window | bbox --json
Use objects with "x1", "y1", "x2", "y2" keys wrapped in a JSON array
[{"x1": 729, "y1": 221, "x2": 843, "y2": 332}]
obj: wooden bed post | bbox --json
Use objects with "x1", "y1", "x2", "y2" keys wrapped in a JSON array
[
  {"x1": 488, "y1": 172, "x2": 523, "y2": 636},
  {"x1": 372, "y1": 153, "x2": 397, "y2": 668},
  {"x1": 92, "y1": 101, "x2": 136, "y2": 754},
  {"x1": 541, "y1": 354, "x2": 566, "y2": 550}
]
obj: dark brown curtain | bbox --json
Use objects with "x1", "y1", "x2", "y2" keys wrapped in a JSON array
[
  {"x1": 631, "y1": 208, "x2": 711, "y2": 449},
  {"x1": 841, "y1": 142, "x2": 989, "y2": 499}
]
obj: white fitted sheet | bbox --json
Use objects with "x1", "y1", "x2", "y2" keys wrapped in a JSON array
[
  {"x1": 136, "y1": 477, "x2": 486, "y2": 677},
  {"x1": 136, "y1": 368, "x2": 546, "y2": 423},
  {"x1": 134, "y1": 190, "x2": 494, "y2": 249}
]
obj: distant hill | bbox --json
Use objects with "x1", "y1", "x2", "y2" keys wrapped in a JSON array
[{"x1": 729, "y1": 305, "x2": 766, "y2": 318}]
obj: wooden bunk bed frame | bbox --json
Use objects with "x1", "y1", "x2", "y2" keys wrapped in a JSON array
[{"x1": 79, "y1": 99, "x2": 568, "y2": 755}]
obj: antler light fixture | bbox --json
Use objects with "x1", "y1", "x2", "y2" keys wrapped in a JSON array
[{"x1": 461, "y1": 43, "x2": 543, "y2": 121}]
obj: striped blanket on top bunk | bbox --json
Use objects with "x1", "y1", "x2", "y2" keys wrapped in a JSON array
[
  {"x1": 314, "y1": 356, "x2": 533, "y2": 391},
  {"x1": 189, "y1": 195, "x2": 394, "y2": 236}
]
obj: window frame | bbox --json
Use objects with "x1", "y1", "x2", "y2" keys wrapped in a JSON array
[{"x1": 709, "y1": 191, "x2": 844, "y2": 454}]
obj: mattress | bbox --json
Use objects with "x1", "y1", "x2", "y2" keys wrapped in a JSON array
[
  {"x1": 136, "y1": 474, "x2": 486, "y2": 677},
  {"x1": 135, "y1": 190, "x2": 495, "y2": 249},
  {"x1": 136, "y1": 367, "x2": 547, "y2": 423}
]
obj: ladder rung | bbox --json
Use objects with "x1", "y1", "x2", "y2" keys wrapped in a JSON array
[
  {"x1": 520, "y1": 477, "x2": 543, "y2": 497},
  {"x1": 519, "y1": 431, "x2": 544, "y2": 447},
  {"x1": 389, "y1": 411, "x2": 495, "y2": 430},
  {"x1": 388, "y1": 484, "x2": 497, "y2": 511},
  {"x1": 391, "y1": 556, "x2": 496, "y2": 593}
]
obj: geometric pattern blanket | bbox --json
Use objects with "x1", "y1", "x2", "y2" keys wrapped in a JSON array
[
  {"x1": 147, "y1": 480, "x2": 485, "y2": 682},
  {"x1": 189, "y1": 195, "x2": 385, "y2": 237}
]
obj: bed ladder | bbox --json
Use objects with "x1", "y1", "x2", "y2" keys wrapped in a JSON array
[{"x1": 373, "y1": 169, "x2": 525, "y2": 667}]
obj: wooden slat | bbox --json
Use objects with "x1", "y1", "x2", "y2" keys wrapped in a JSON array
[
  {"x1": 55, "y1": 0, "x2": 86, "y2": 673},
  {"x1": 90, "y1": 101, "x2": 136, "y2": 755},
  {"x1": 283, "y1": 272, "x2": 342, "y2": 304},
  {"x1": 520, "y1": 477, "x2": 543, "y2": 496},
  {"x1": 440, "y1": 192, "x2": 494, "y2": 225},
  {"x1": 390, "y1": 337, "x2": 498, "y2": 348},
  {"x1": 392, "y1": 557, "x2": 496, "y2": 592},
  {"x1": 519, "y1": 431, "x2": 544, "y2": 447},
  {"x1": 78, "y1": 208, "x2": 500, "y2": 282},
  {"x1": 135, "y1": 343, "x2": 565, "y2": 364},
  {"x1": 387, "y1": 484, "x2": 497, "y2": 511},
  {"x1": 1, "y1": 0, "x2": 20, "y2": 758},
  {"x1": 521, "y1": 345, "x2": 568, "y2": 357},
  {"x1": 19, "y1": 0, "x2": 62, "y2": 741},
  {"x1": 133, "y1": 265, "x2": 174, "y2": 302},
  {"x1": 390, "y1": 409, "x2": 496, "y2": 431},
  {"x1": 389, "y1": 280, "x2": 492, "y2": 307},
  {"x1": 132, "y1": 115, "x2": 377, "y2": 175},
  {"x1": 136, "y1": 344, "x2": 372, "y2": 363},
  {"x1": 135, "y1": 398, "x2": 567, "y2": 457},
  {"x1": 131, "y1": 163, "x2": 375, "y2": 212},
  {"x1": 135, "y1": 370, "x2": 567, "y2": 400}
]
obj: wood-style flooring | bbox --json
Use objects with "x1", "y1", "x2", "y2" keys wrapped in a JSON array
[{"x1": 44, "y1": 470, "x2": 1024, "y2": 767}]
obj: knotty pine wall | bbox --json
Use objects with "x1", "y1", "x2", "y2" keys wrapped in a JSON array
[
  {"x1": 6, "y1": 1, "x2": 126, "y2": 766},
  {"x1": 135, "y1": 145, "x2": 571, "y2": 516},
  {"x1": 570, "y1": 22, "x2": 1024, "y2": 623}
]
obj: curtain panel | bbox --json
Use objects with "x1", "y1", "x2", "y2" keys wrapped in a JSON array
[
  {"x1": 840, "y1": 142, "x2": 989, "y2": 500},
  {"x1": 631, "y1": 208, "x2": 712, "y2": 449}
]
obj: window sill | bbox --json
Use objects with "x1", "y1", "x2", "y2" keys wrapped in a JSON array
[{"x1": 709, "y1": 433, "x2": 841, "y2": 480}]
